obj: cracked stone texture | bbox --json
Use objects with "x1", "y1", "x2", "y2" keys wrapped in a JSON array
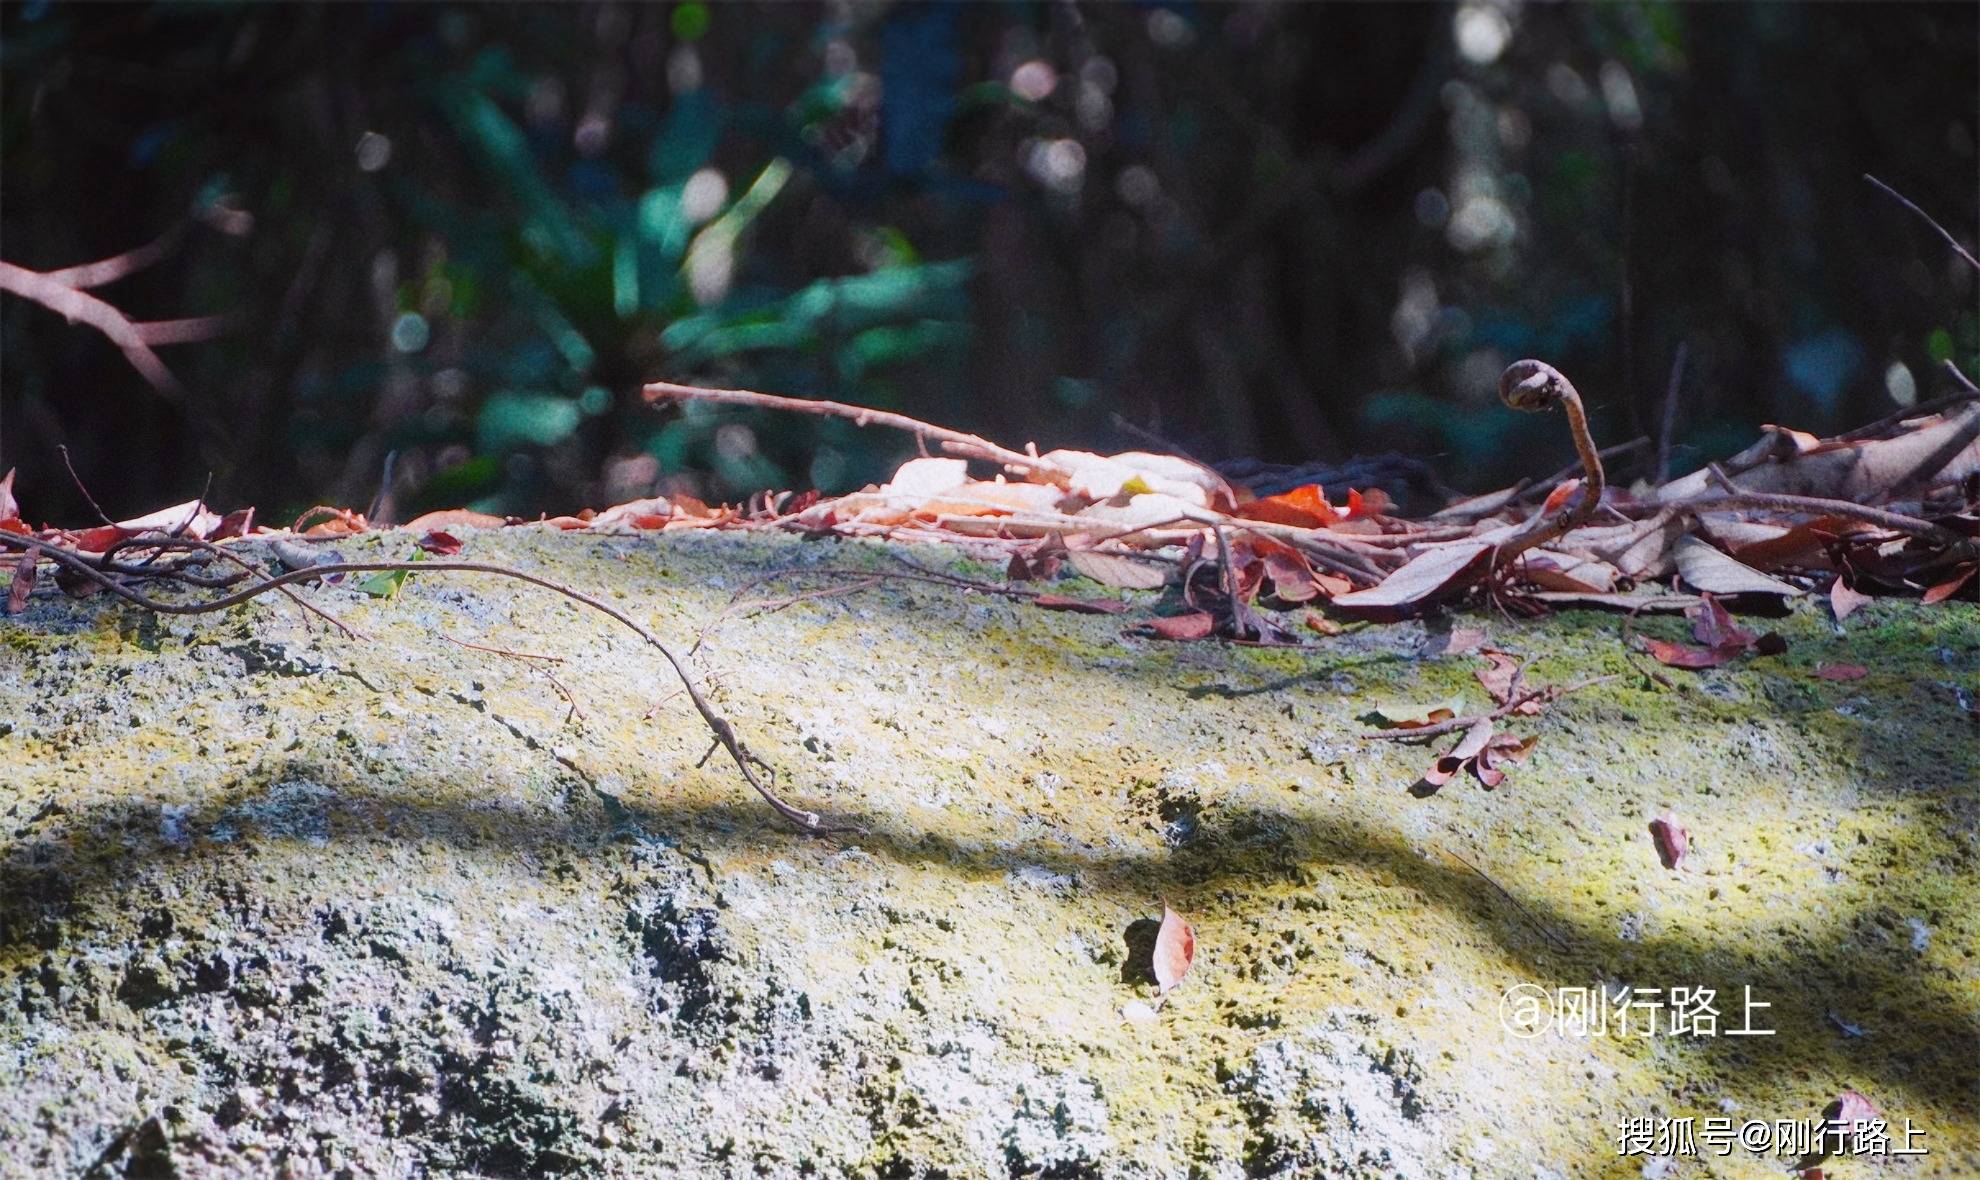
[{"x1": 1, "y1": 527, "x2": 1976, "y2": 1179}]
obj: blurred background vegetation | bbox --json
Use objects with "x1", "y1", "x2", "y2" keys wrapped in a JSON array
[{"x1": 2, "y1": 1, "x2": 1974, "y2": 524}]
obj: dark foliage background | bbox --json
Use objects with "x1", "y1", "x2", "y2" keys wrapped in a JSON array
[{"x1": 2, "y1": 1, "x2": 1975, "y2": 524}]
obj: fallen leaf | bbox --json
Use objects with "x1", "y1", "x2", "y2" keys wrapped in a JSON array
[
  {"x1": 402, "y1": 508, "x2": 509, "y2": 532},
  {"x1": 1922, "y1": 563, "x2": 1976, "y2": 604},
  {"x1": 1658, "y1": 401, "x2": 1980, "y2": 503},
  {"x1": 1304, "y1": 611, "x2": 1343, "y2": 636},
  {"x1": 1673, "y1": 535, "x2": 1803, "y2": 598},
  {"x1": 1367, "y1": 699, "x2": 1464, "y2": 729},
  {"x1": 1033, "y1": 594, "x2": 1128, "y2": 615},
  {"x1": 1794, "y1": 1090, "x2": 1883, "y2": 1172},
  {"x1": 1345, "y1": 487, "x2": 1392, "y2": 519},
  {"x1": 1690, "y1": 596, "x2": 1756, "y2": 650},
  {"x1": 1472, "y1": 734, "x2": 1538, "y2": 788},
  {"x1": 590, "y1": 497, "x2": 675, "y2": 529},
  {"x1": 1813, "y1": 663, "x2": 1869, "y2": 681},
  {"x1": 1258, "y1": 545, "x2": 1322, "y2": 602},
  {"x1": 1474, "y1": 649, "x2": 1539, "y2": 713},
  {"x1": 1423, "y1": 717, "x2": 1496, "y2": 788},
  {"x1": 1152, "y1": 904, "x2": 1196, "y2": 995},
  {"x1": 1425, "y1": 626, "x2": 1487, "y2": 656},
  {"x1": 1643, "y1": 638, "x2": 1745, "y2": 669},
  {"x1": 416, "y1": 530, "x2": 464, "y2": 556},
  {"x1": 1236, "y1": 483, "x2": 1339, "y2": 529},
  {"x1": 1067, "y1": 548, "x2": 1171, "y2": 590},
  {"x1": 1540, "y1": 478, "x2": 1582, "y2": 515},
  {"x1": 879, "y1": 456, "x2": 970, "y2": 500},
  {"x1": 1332, "y1": 540, "x2": 1492, "y2": 615},
  {"x1": 1829, "y1": 577, "x2": 1872, "y2": 622},
  {"x1": 1040, "y1": 449, "x2": 1221, "y2": 506},
  {"x1": 1146, "y1": 611, "x2": 1216, "y2": 641},
  {"x1": 1649, "y1": 813, "x2": 1688, "y2": 869},
  {"x1": 5, "y1": 550, "x2": 36, "y2": 615},
  {"x1": 209, "y1": 507, "x2": 256, "y2": 541},
  {"x1": 291, "y1": 505, "x2": 367, "y2": 537}
]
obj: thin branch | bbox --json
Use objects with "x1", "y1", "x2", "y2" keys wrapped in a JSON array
[
  {"x1": 1678, "y1": 489, "x2": 1971, "y2": 550},
  {"x1": 0, "y1": 261, "x2": 186, "y2": 396},
  {"x1": 1864, "y1": 173, "x2": 1980, "y2": 273},
  {"x1": 644, "y1": 379, "x2": 1071, "y2": 483},
  {"x1": 0, "y1": 537, "x2": 830, "y2": 831},
  {"x1": 1653, "y1": 343, "x2": 1689, "y2": 484},
  {"x1": 42, "y1": 223, "x2": 185, "y2": 289},
  {"x1": 1436, "y1": 844, "x2": 1572, "y2": 954},
  {"x1": 57, "y1": 445, "x2": 116, "y2": 527}
]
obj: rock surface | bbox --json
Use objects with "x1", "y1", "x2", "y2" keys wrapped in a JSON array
[{"x1": 2, "y1": 528, "x2": 1976, "y2": 1178}]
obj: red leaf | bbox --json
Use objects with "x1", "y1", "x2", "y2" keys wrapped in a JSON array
[
  {"x1": 1541, "y1": 478, "x2": 1582, "y2": 515},
  {"x1": 1923, "y1": 564, "x2": 1976, "y2": 604},
  {"x1": 1690, "y1": 596, "x2": 1756, "y2": 650},
  {"x1": 1643, "y1": 638, "x2": 1745, "y2": 669},
  {"x1": 210, "y1": 507, "x2": 256, "y2": 541},
  {"x1": 1033, "y1": 594, "x2": 1127, "y2": 615},
  {"x1": 1235, "y1": 484, "x2": 1339, "y2": 529},
  {"x1": 416, "y1": 530, "x2": 464, "y2": 556},
  {"x1": 1152, "y1": 904, "x2": 1196, "y2": 995},
  {"x1": 1649, "y1": 813, "x2": 1688, "y2": 870},
  {"x1": 1345, "y1": 487, "x2": 1392, "y2": 519},
  {"x1": 0, "y1": 517, "x2": 32, "y2": 537},
  {"x1": 1147, "y1": 611, "x2": 1216, "y2": 640},
  {"x1": 5, "y1": 550, "x2": 36, "y2": 615},
  {"x1": 1813, "y1": 663, "x2": 1869, "y2": 681},
  {"x1": 67, "y1": 524, "x2": 127, "y2": 553},
  {"x1": 1829, "y1": 577, "x2": 1872, "y2": 622}
]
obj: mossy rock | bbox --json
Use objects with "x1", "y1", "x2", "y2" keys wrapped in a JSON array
[{"x1": 2, "y1": 528, "x2": 1975, "y2": 1178}]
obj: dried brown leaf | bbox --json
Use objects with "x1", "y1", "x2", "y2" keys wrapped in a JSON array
[
  {"x1": 402, "y1": 508, "x2": 510, "y2": 532},
  {"x1": 1147, "y1": 611, "x2": 1216, "y2": 641},
  {"x1": 1424, "y1": 717, "x2": 1496, "y2": 788},
  {"x1": 5, "y1": 550, "x2": 36, "y2": 615},
  {"x1": 1829, "y1": 577, "x2": 1872, "y2": 622},
  {"x1": 1643, "y1": 638, "x2": 1746, "y2": 669},
  {"x1": 1658, "y1": 402, "x2": 1980, "y2": 502},
  {"x1": 1332, "y1": 540, "x2": 1491, "y2": 615},
  {"x1": 1673, "y1": 535, "x2": 1802, "y2": 598},
  {"x1": 1067, "y1": 548, "x2": 1171, "y2": 590},
  {"x1": 1813, "y1": 663, "x2": 1869, "y2": 681},
  {"x1": 1152, "y1": 904, "x2": 1196, "y2": 995}
]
